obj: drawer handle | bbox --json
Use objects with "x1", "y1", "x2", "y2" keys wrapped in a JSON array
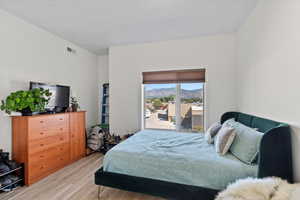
[
  {"x1": 40, "y1": 121, "x2": 44, "y2": 124},
  {"x1": 59, "y1": 118, "x2": 63, "y2": 121},
  {"x1": 60, "y1": 148, "x2": 63, "y2": 151},
  {"x1": 60, "y1": 128, "x2": 63, "y2": 131},
  {"x1": 60, "y1": 138, "x2": 63, "y2": 141},
  {"x1": 40, "y1": 132, "x2": 44, "y2": 135},
  {"x1": 40, "y1": 144, "x2": 44, "y2": 147},
  {"x1": 40, "y1": 155, "x2": 44, "y2": 158},
  {"x1": 60, "y1": 158, "x2": 64, "y2": 161},
  {"x1": 40, "y1": 166, "x2": 44, "y2": 169}
]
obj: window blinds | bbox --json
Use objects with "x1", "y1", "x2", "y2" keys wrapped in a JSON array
[{"x1": 142, "y1": 69, "x2": 205, "y2": 84}]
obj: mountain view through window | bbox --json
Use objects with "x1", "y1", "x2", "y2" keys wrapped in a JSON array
[{"x1": 144, "y1": 83, "x2": 204, "y2": 132}]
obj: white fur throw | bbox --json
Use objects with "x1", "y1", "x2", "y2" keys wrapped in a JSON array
[{"x1": 215, "y1": 177, "x2": 298, "y2": 200}]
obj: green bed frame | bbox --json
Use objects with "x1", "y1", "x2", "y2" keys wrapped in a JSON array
[{"x1": 95, "y1": 112, "x2": 293, "y2": 200}]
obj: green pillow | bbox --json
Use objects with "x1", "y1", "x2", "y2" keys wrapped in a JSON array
[{"x1": 225, "y1": 119, "x2": 264, "y2": 164}]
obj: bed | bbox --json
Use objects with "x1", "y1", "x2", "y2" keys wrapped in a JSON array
[{"x1": 95, "y1": 112, "x2": 293, "y2": 200}]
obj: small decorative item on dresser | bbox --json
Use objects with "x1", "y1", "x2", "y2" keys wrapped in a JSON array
[
  {"x1": 70, "y1": 96, "x2": 80, "y2": 112},
  {"x1": 66, "y1": 107, "x2": 73, "y2": 112}
]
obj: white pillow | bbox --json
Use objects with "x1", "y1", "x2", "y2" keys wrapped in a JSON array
[
  {"x1": 215, "y1": 125, "x2": 236, "y2": 155},
  {"x1": 205, "y1": 122, "x2": 222, "y2": 144}
]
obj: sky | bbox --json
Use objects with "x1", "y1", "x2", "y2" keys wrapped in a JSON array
[{"x1": 145, "y1": 83, "x2": 203, "y2": 91}]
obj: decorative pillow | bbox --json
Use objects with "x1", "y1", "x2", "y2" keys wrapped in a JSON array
[
  {"x1": 215, "y1": 126, "x2": 236, "y2": 155},
  {"x1": 225, "y1": 120, "x2": 264, "y2": 164},
  {"x1": 222, "y1": 118, "x2": 236, "y2": 127},
  {"x1": 205, "y1": 122, "x2": 222, "y2": 144}
]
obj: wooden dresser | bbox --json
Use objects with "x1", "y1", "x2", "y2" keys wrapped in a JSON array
[{"x1": 12, "y1": 111, "x2": 86, "y2": 185}]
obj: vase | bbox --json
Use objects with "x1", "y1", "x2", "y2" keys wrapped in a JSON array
[
  {"x1": 20, "y1": 108, "x2": 33, "y2": 116},
  {"x1": 66, "y1": 107, "x2": 72, "y2": 112},
  {"x1": 19, "y1": 108, "x2": 39, "y2": 116},
  {"x1": 71, "y1": 104, "x2": 78, "y2": 112}
]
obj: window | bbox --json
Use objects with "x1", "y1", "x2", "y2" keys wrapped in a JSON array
[
  {"x1": 143, "y1": 69, "x2": 205, "y2": 132},
  {"x1": 145, "y1": 84, "x2": 176, "y2": 130},
  {"x1": 179, "y1": 83, "x2": 204, "y2": 132}
]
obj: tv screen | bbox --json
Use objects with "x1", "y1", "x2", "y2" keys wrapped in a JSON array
[
  {"x1": 55, "y1": 85, "x2": 70, "y2": 108},
  {"x1": 30, "y1": 82, "x2": 70, "y2": 112}
]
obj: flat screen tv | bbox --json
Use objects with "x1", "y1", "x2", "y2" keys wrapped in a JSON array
[{"x1": 30, "y1": 82, "x2": 70, "y2": 113}]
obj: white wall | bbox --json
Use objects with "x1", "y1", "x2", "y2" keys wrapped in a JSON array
[
  {"x1": 0, "y1": 9, "x2": 99, "y2": 153},
  {"x1": 237, "y1": 0, "x2": 300, "y2": 181},
  {"x1": 97, "y1": 55, "x2": 109, "y2": 121},
  {"x1": 109, "y1": 34, "x2": 237, "y2": 135}
]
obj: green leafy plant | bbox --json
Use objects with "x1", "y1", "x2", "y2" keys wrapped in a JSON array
[{"x1": 0, "y1": 88, "x2": 52, "y2": 114}]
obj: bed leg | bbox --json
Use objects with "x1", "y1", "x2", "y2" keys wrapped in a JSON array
[{"x1": 98, "y1": 186, "x2": 104, "y2": 200}]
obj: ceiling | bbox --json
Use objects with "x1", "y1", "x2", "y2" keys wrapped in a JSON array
[{"x1": 0, "y1": 0, "x2": 257, "y2": 54}]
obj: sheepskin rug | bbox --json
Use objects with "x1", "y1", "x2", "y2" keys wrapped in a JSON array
[{"x1": 215, "y1": 177, "x2": 299, "y2": 200}]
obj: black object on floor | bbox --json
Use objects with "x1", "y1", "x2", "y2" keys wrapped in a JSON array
[
  {"x1": 0, "y1": 151, "x2": 24, "y2": 193},
  {"x1": 0, "y1": 163, "x2": 10, "y2": 174},
  {"x1": 0, "y1": 151, "x2": 9, "y2": 161},
  {"x1": 5, "y1": 160, "x2": 21, "y2": 170}
]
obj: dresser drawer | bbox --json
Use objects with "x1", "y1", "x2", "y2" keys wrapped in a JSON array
[
  {"x1": 28, "y1": 115, "x2": 68, "y2": 132},
  {"x1": 50, "y1": 114, "x2": 68, "y2": 127},
  {"x1": 29, "y1": 151, "x2": 47, "y2": 164},
  {"x1": 28, "y1": 135, "x2": 69, "y2": 155},
  {"x1": 28, "y1": 115, "x2": 53, "y2": 131},
  {"x1": 28, "y1": 126, "x2": 69, "y2": 141},
  {"x1": 56, "y1": 143, "x2": 70, "y2": 154},
  {"x1": 57, "y1": 153, "x2": 70, "y2": 167},
  {"x1": 28, "y1": 143, "x2": 70, "y2": 179},
  {"x1": 28, "y1": 143, "x2": 68, "y2": 164},
  {"x1": 57, "y1": 143, "x2": 70, "y2": 166},
  {"x1": 28, "y1": 158, "x2": 59, "y2": 180},
  {"x1": 44, "y1": 149, "x2": 70, "y2": 173},
  {"x1": 28, "y1": 161, "x2": 47, "y2": 180}
]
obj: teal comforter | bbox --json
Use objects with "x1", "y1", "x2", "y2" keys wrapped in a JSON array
[{"x1": 103, "y1": 130, "x2": 258, "y2": 190}]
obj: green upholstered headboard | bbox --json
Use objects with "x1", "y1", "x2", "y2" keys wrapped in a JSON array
[
  {"x1": 220, "y1": 112, "x2": 289, "y2": 133},
  {"x1": 220, "y1": 112, "x2": 293, "y2": 183}
]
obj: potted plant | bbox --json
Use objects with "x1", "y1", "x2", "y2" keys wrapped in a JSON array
[
  {"x1": 70, "y1": 96, "x2": 80, "y2": 112},
  {"x1": 0, "y1": 88, "x2": 52, "y2": 116}
]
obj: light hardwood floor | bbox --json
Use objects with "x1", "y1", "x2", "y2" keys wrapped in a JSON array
[{"x1": 0, "y1": 153, "x2": 164, "y2": 200}]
